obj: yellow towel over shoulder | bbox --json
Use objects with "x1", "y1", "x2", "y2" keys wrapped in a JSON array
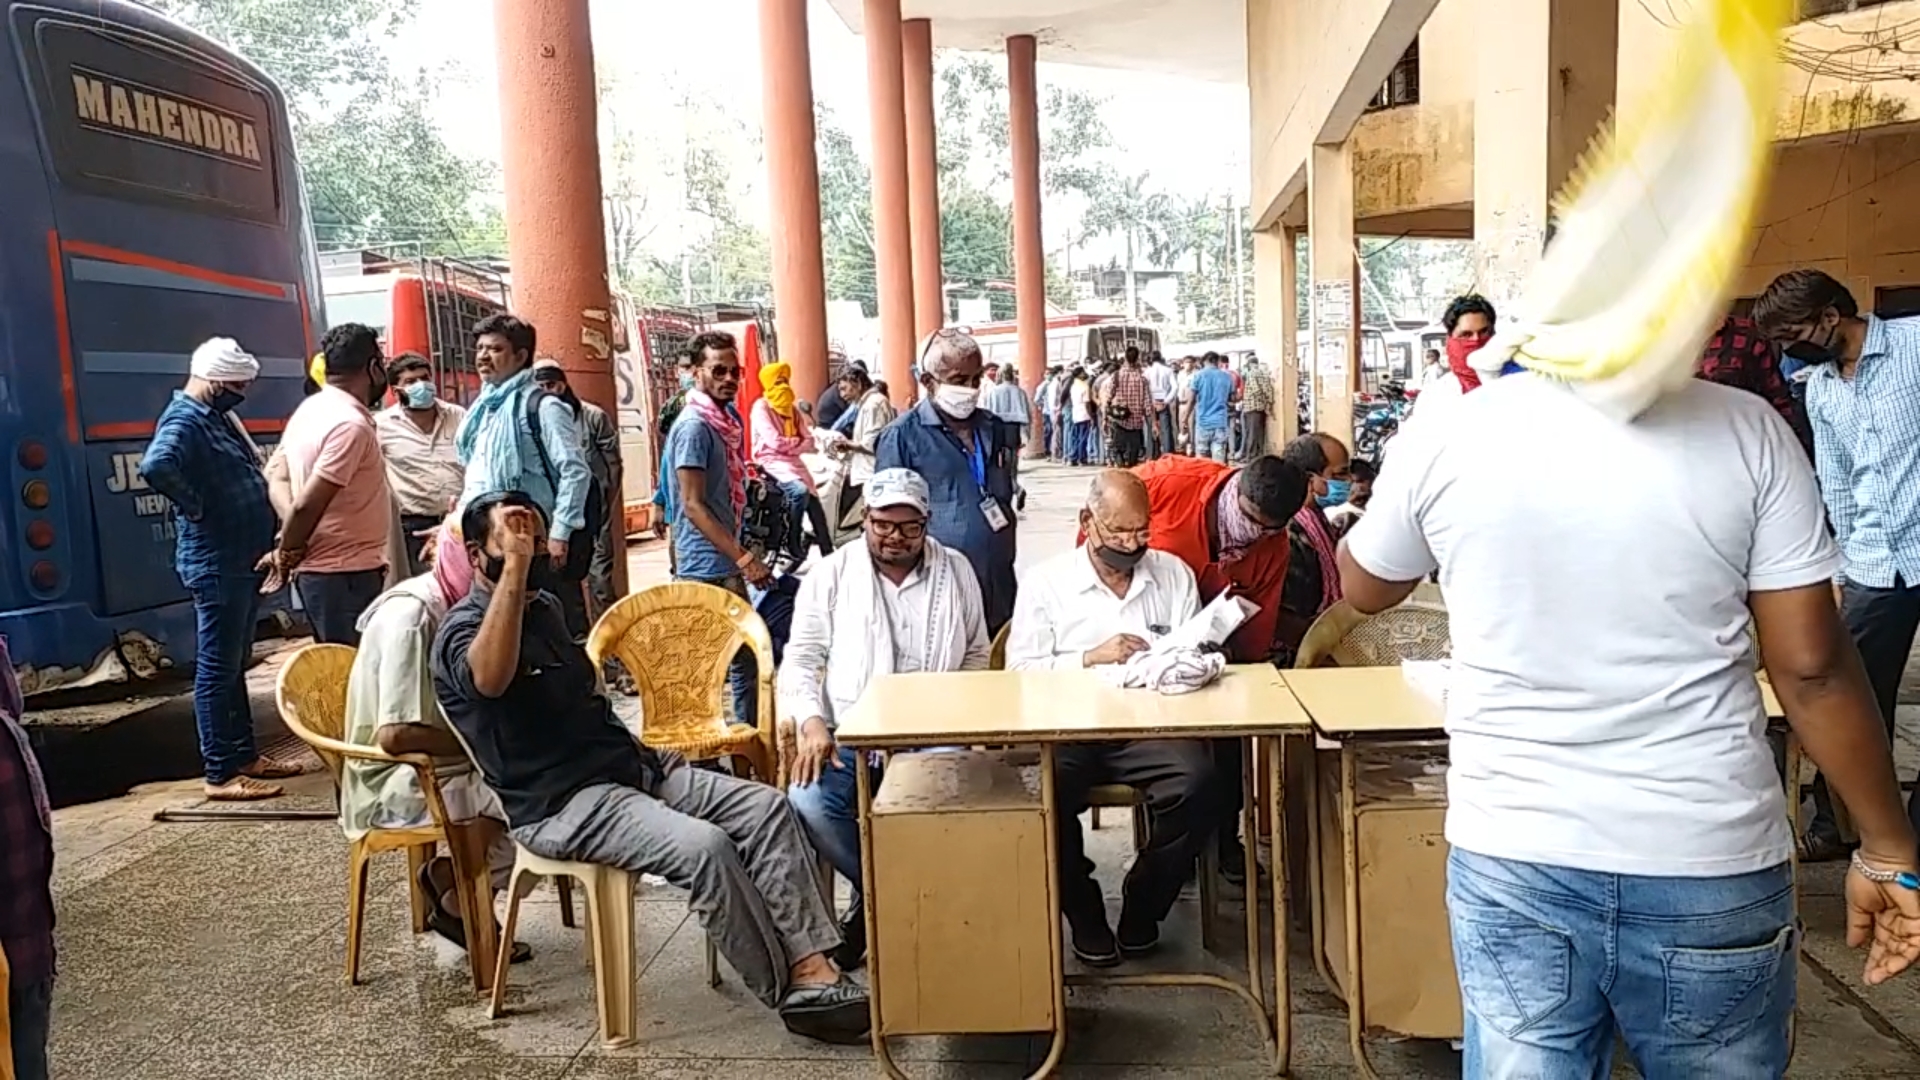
[{"x1": 1472, "y1": 0, "x2": 1793, "y2": 420}]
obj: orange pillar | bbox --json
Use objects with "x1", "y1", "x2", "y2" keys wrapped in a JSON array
[
  {"x1": 493, "y1": 0, "x2": 614, "y2": 420},
  {"x1": 863, "y1": 0, "x2": 916, "y2": 405},
  {"x1": 758, "y1": 0, "x2": 830, "y2": 402},
  {"x1": 1007, "y1": 35, "x2": 1046, "y2": 394},
  {"x1": 902, "y1": 18, "x2": 944, "y2": 340}
]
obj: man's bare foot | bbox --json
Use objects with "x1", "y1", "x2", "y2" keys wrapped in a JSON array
[
  {"x1": 204, "y1": 776, "x2": 284, "y2": 801},
  {"x1": 788, "y1": 951, "x2": 842, "y2": 988},
  {"x1": 240, "y1": 755, "x2": 306, "y2": 780}
]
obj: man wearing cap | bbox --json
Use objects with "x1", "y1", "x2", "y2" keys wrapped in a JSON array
[
  {"x1": 777, "y1": 467, "x2": 991, "y2": 969},
  {"x1": 141, "y1": 338, "x2": 296, "y2": 801}
]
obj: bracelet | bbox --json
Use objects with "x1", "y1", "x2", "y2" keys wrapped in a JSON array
[{"x1": 1850, "y1": 850, "x2": 1920, "y2": 891}]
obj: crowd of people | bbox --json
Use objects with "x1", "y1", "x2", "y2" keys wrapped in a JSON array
[{"x1": 1033, "y1": 348, "x2": 1277, "y2": 468}]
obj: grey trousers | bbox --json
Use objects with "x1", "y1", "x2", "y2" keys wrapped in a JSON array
[{"x1": 511, "y1": 767, "x2": 839, "y2": 1006}]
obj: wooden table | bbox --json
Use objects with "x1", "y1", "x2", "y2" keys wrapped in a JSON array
[
  {"x1": 1281, "y1": 666, "x2": 1797, "y2": 1080},
  {"x1": 835, "y1": 665, "x2": 1312, "y2": 1079}
]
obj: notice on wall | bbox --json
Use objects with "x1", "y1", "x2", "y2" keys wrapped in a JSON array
[
  {"x1": 1313, "y1": 279, "x2": 1354, "y2": 331},
  {"x1": 1316, "y1": 333, "x2": 1349, "y2": 399}
]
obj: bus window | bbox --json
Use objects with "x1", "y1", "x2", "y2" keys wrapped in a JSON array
[{"x1": 322, "y1": 290, "x2": 389, "y2": 342}]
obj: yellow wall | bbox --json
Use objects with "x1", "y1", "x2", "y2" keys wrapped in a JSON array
[
  {"x1": 1349, "y1": 0, "x2": 1475, "y2": 228},
  {"x1": 1744, "y1": 130, "x2": 1920, "y2": 307}
]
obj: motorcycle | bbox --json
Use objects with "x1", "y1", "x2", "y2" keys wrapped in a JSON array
[
  {"x1": 1352, "y1": 380, "x2": 1411, "y2": 463},
  {"x1": 803, "y1": 435, "x2": 867, "y2": 555}
]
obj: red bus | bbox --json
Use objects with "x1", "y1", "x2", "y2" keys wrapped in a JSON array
[{"x1": 319, "y1": 252, "x2": 510, "y2": 405}]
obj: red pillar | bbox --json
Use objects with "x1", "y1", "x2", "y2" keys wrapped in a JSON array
[
  {"x1": 493, "y1": 0, "x2": 614, "y2": 420},
  {"x1": 902, "y1": 18, "x2": 944, "y2": 341},
  {"x1": 863, "y1": 0, "x2": 916, "y2": 405},
  {"x1": 758, "y1": 0, "x2": 830, "y2": 403},
  {"x1": 1007, "y1": 35, "x2": 1046, "y2": 394}
]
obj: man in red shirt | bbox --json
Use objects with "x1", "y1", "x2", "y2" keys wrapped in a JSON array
[{"x1": 1132, "y1": 453, "x2": 1308, "y2": 877}]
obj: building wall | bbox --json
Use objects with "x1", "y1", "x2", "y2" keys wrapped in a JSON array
[
  {"x1": 1348, "y1": 0, "x2": 1474, "y2": 230},
  {"x1": 1744, "y1": 130, "x2": 1920, "y2": 309}
]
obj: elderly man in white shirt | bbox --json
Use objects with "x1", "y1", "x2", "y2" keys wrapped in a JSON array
[
  {"x1": 1006, "y1": 469, "x2": 1221, "y2": 967},
  {"x1": 778, "y1": 468, "x2": 991, "y2": 969}
]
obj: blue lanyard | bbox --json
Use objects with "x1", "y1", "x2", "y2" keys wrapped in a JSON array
[{"x1": 966, "y1": 426, "x2": 988, "y2": 491}]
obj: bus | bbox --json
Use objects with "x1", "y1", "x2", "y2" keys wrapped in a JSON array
[
  {"x1": 1, "y1": 0, "x2": 321, "y2": 696},
  {"x1": 320, "y1": 251, "x2": 510, "y2": 407},
  {"x1": 966, "y1": 315, "x2": 1161, "y2": 375}
]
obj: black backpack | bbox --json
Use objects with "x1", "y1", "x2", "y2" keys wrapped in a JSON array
[{"x1": 523, "y1": 388, "x2": 606, "y2": 582}]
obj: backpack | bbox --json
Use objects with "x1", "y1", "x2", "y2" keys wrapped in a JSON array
[{"x1": 522, "y1": 389, "x2": 606, "y2": 582}]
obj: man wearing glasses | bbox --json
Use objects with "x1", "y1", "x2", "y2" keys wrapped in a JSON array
[{"x1": 776, "y1": 469, "x2": 992, "y2": 968}]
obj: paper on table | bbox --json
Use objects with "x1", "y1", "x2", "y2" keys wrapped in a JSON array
[
  {"x1": 1159, "y1": 592, "x2": 1259, "y2": 651},
  {"x1": 1401, "y1": 659, "x2": 1452, "y2": 710}
]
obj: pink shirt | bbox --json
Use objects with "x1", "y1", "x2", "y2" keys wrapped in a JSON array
[
  {"x1": 281, "y1": 385, "x2": 393, "y2": 574},
  {"x1": 750, "y1": 398, "x2": 816, "y2": 490}
]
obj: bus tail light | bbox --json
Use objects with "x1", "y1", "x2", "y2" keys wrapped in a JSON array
[
  {"x1": 22, "y1": 479, "x2": 50, "y2": 509},
  {"x1": 17, "y1": 440, "x2": 46, "y2": 470},
  {"x1": 29, "y1": 561, "x2": 59, "y2": 591},
  {"x1": 26, "y1": 520, "x2": 54, "y2": 550}
]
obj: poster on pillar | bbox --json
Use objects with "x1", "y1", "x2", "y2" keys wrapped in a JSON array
[
  {"x1": 1315, "y1": 333, "x2": 1349, "y2": 399},
  {"x1": 1312, "y1": 280, "x2": 1353, "y2": 331}
]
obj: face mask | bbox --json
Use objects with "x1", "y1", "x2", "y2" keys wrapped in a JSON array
[
  {"x1": 402, "y1": 381, "x2": 437, "y2": 409},
  {"x1": 1784, "y1": 324, "x2": 1841, "y2": 366},
  {"x1": 365, "y1": 362, "x2": 390, "y2": 407},
  {"x1": 1093, "y1": 542, "x2": 1148, "y2": 572},
  {"x1": 481, "y1": 551, "x2": 561, "y2": 594},
  {"x1": 1317, "y1": 479, "x2": 1352, "y2": 508},
  {"x1": 932, "y1": 382, "x2": 978, "y2": 419},
  {"x1": 679, "y1": 372, "x2": 695, "y2": 391},
  {"x1": 207, "y1": 387, "x2": 245, "y2": 413}
]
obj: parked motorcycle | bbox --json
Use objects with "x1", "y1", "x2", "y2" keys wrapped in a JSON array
[
  {"x1": 1352, "y1": 380, "x2": 1411, "y2": 463},
  {"x1": 803, "y1": 437, "x2": 867, "y2": 555}
]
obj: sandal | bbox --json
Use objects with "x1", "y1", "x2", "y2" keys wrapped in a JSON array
[
  {"x1": 242, "y1": 755, "x2": 306, "y2": 780},
  {"x1": 418, "y1": 862, "x2": 530, "y2": 963},
  {"x1": 204, "y1": 776, "x2": 284, "y2": 801}
]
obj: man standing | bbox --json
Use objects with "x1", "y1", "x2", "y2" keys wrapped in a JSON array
[
  {"x1": 140, "y1": 338, "x2": 296, "y2": 801},
  {"x1": 664, "y1": 332, "x2": 769, "y2": 724},
  {"x1": 1754, "y1": 269, "x2": 1920, "y2": 858},
  {"x1": 1238, "y1": 358, "x2": 1275, "y2": 462},
  {"x1": 1145, "y1": 351, "x2": 1176, "y2": 459},
  {"x1": 531, "y1": 358, "x2": 623, "y2": 618},
  {"x1": 1106, "y1": 349, "x2": 1152, "y2": 468},
  {"x1": 2, "y1": 634, "x2": 54, "y2": 1080},
  {"x1": 1036, "y1": 366, "x2": 1061, "y2": 463},
  {"x1": 377, "y1": 353, "x2": 467, "y2": 576},
  {"x1": 434, "y1": 493, "x2": 870, "y2": 1043},
  {"x1": 1008, "y1": 470, "x2": 1219, "y2": 965},
  {"x1": 1340, "y1": 363, "x2": 1920, "y2": 1076},
  {"x1": 779, "y1": 469, "x2": 991, "y2": 969},
  {"x1": 271, "y1": 323, "x2": 395, "y2": 646},
  {"x1": 1274, "y1": 433, "x2": 1352, "y2": 666},
  {"x1": 1189, "y1": 354, "x2": 1236, "y2": 463},
  {"x1": 1698, "y1": 314, "x2": 1810, "y2": 457},
  {"x1": 877, "y1": 330, "x2": 1020, "y2": 635},
  {"x1": 981, "y1": 362, "x2": 1034, "y2": 511}
]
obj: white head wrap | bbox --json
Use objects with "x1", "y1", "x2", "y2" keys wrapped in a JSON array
[{"x1": 191, "y1": 337, "x2": 260, "y2": 383}]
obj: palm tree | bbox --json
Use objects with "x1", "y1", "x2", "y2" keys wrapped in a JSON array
[{"x1": 1081, "y1": 172, "x2": 1171, "y2": 321}]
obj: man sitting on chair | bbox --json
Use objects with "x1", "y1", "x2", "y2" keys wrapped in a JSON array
[
  {"x1": 341, "y1": 512, "x2": 527, "y2": 962},
  {"x1": 431, "y1": 491, "x2": 869, "y2": 1044},
  {"x1": 777, "y1": 468, "x2": 992, "y2": 970},
  {"x1": 1005, "y1": 469, "x2": 1221, "y2": 966}
]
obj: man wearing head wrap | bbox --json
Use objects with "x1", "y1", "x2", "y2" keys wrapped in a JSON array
[
  {"x1": 140, "y1": 338, "x2": 294, "y2": 801},
  {"x1": 339, "y1": 511, "x2": 527, "y2": 964},
  {"x1": 750, "y1": 359, "x2": 835, "y2": 564}
]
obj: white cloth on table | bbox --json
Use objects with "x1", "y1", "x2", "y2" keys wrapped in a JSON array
[{"x1": 1098, "y1": 645, "x2": 1226, "y2": 695}]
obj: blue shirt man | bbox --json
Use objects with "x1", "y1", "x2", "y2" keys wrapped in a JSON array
[
  {"x1": 141, "y1": 392, "x2": 277, "y2": 580},
  {"x1": 1189, "y1": 361, "x2": 1236, "y2": 462},
  {"x1": 663, "y1": 411, "x2": 741, "y2": 583}
]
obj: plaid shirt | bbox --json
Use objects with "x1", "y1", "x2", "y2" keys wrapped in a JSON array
[
  {"x1": 0, "y1": 636, "x2": 55, "y2": 984},
  {"x1": 139, "y1": 391, "x2": 277, "y2": 578},
  {"x1": 1697, "y1": 317, "x2": 1798, "y2": 429},
  {"x1": 1108, "y1": 367, "x2": 1151, "y2": 430},
  {"x1": 1241, "y1": 369, "x2": 1275, "y2": 413}
]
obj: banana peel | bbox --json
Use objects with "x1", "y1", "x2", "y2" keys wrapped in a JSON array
[{"x1": 1471, "y1": 0, "x2": 1793, "y2": 420}]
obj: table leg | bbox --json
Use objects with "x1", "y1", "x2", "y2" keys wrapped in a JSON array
[
  {"x1": 1340, "y1": 746, "x2": 1382, "y2": 1080},
  {"x1": 1268, "y1": 735, "x2": 1292, "y2": 1076},
  {"x1": 1241, "y1": 736, "x2": 1265, "y2": 1012},
  {"x1": 1031, "y1": 744, "x2": 1070, "y2": 1079},
  {"x1": 854, "y1": 757, "x2": 909, "y2": 1079}
]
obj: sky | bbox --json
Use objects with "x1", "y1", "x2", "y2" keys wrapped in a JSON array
[{"x1": 392, "y1": 0, "x2": 1249, "y2": 259}]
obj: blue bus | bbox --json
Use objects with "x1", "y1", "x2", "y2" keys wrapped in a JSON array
[{"x1": 1, "y1": 0, "x2": 320, "y2": 696}]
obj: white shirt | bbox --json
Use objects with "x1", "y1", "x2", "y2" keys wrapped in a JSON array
[
  {"x1": 1007, "y1": 544, "x2": 1202, "y2": 670},
  {"x1": 375, "y1": 401, "x2": 468, "y2": 518},
  {"x1": 1146, "y1": 361, "x2": 1175, "y2": 404},
  {"x1": 1069, "y1": 380, "x2": 1092, "y2": 424},
  {"x1": 1346, "y1": 375, "x2": 1839, "y2": 877}
]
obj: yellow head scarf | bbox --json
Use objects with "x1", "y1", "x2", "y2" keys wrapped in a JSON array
[
  {"x1": 759, "y1": 360, "x2": 798, "y2": 434},
  {"x1": 308, "y1": 353, "x2": 326, "y2": 387}
]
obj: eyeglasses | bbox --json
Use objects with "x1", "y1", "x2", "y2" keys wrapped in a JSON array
[
  {"x1": 1090, "y1": 518, "x2": 1152, "y2": 547},
  {"x1": 867, "y1": 518, "x2": 927, "y2": 540}
]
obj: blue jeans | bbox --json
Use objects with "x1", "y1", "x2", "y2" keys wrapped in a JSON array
[
  {"x1": 787, "y1": 745, "x2": 881, "y2": 914},
  {"x1": 185, "y1": 569, "x2": 263, "y2": 785},
  {"x1": 1068, "y1": 421, "x2": 1092, "y2": 465},
  {"x1": 296, "y1": 568, "x2": 386, "y2": 646},
  {"x1": 1195, "y1": 425, "x2": 1229, "y2": 462},
  {"x1": 1448, "y1": 849, "x2": 1796, "y2": 1079}
]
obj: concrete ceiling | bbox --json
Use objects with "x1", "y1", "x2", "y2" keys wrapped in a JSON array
[{"x1": 822, "y1": 0, "x2": 1246, "y2": 85}]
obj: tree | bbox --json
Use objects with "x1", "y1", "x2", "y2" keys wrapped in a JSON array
[{"x1": 1080, "y1": 173, "x2": 1171, "y2": 321}]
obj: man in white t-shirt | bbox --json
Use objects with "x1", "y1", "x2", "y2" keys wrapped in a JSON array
[
  {"x1": 1144, "y1": 351, "x2": 1175, "y2": 459},
  {"x1": 1338, "y1": 372, "x2": 1920, "y2": 1077}
]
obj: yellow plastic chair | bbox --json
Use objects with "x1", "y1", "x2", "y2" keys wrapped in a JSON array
[
  {"x1": 275, "y1": 643, "x2": 506, "y2": 989},
  {"x1": 588, "y1": 582, "x2": 779, "y2": 784},
  {"x1": 1294, "y1": 599, "x2": 1451, "y2": 669},
  {"x1": 988, "y1": 622, "x2": 1011, "y2": 671}
]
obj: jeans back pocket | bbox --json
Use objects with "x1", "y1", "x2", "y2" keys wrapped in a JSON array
[
  {"x1": 1661, "y1": 924, "x2": 1796, "y2": 1042},
  {"x1": 1456, "y1": 919, "x2": 1575, "y2": 1039}
]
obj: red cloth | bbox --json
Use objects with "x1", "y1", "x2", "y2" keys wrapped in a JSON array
[
  {"x1": 1445, "y1": 336, "x2": 1490, "y2": 392},
  {"x1": 1133, "y1": 455, "x2": 1291, "y2": 663},
  {"x1": 1697, "y1": 316, "x2": 1797, "y2": 427}
]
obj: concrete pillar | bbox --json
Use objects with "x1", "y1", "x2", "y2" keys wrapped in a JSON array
[
  {"x1": 903, "y1": 19, "x2": 945, "y2": 340},
  {"x1": 1307, "y1": 142, "x2": 1357, "y2": 447},
  {"x1": 493, "y1": 0, "x2": 614, "y2": 420},
  {"x1": 1474, "y1": 0, "x2": 1618, "y2": 308},
  {"x1": 863, "y1": 0, "x2": 916, "y2": 405},
  {"x1": 1007, "y1": 34, "x2": 1046, "y2": 394},
  {"x1": 1253, "y1": 225, "x2": 1301, "y2": 450},
  {"x1": 758, "y1": 0, "x2": 830, "y2": 403}
]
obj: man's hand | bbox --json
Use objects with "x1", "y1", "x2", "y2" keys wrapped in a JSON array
[
  {"x1": 652, "y1": 518, "x2": 668, "y2": 540},
  {"x1": 741, "y1": 553, "x2": 772, "y2": 588},
  {"x1": 500, "y1": 506, "x2": 539, "y2": 568},
  {"x1": 1083, "y1": 633, "x2": 1150, "y2": 667},
  {"x1": 789, "y1": 716, "x2": 840, "y2": 788},
  {"x1": 255, "y1": 546, "x2": 304, "y2": 594},
  {"x1": 547, "y1": 537, "x2": 569, "y2": 567},
  {"x1": 1848, "y1": 852, "x2": 1920, "y2": 985}
]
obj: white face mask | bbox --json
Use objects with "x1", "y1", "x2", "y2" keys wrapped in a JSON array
[{"x1": 932, "y1": 382, "x2": 978, "y2": 418}]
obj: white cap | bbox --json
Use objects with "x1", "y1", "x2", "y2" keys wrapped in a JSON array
[
  {"x1": 866, "y1": 468, "x2": 930, "y2": 514},
  {"x1": 190, "y1": 337, "x2": 260, "y2": 382}
]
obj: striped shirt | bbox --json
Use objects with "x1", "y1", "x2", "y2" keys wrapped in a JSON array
[{"x1": 1806, "y1": 314, "x2": 1920, "y2": 588}]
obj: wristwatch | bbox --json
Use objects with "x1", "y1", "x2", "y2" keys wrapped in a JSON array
[{"x1": 1851, "y1": 850, "x2": 1920, "y2": 891}]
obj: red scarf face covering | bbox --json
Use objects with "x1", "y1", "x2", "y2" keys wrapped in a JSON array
[{"x1": 1445, "y1": 334, "x2": 1493, "y2": 392}]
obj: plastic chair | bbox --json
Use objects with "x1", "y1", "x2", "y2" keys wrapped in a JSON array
[
  {"x1": 988, "y1": 622, "x2": 1011, "y2": 671},
  {"x1": 275, "y1": 643, "x2": 502, "y2": 989},
  {"x1": 1294, "y1": 598, "x2": 1451, "y2": 669},
  {"x1": 588, "y1": 583, "x2": 778, "y2": 784},
  {"x1": 490, "y1": 844, "x2": 719, "y2": 1049}
]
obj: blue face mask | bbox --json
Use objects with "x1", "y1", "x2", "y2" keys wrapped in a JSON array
[
  {"x1": 679, "y1": 372, "x2": 695, "y2": 391},
  {"x1": 402, "y1": 381, "x2": 437, "y2": 410},
  {"x1": 1317, "y1": 479, "x2": 1352, "y2": 508}
]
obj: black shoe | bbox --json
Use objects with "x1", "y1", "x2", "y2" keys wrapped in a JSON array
[
  {"x1": 1799, "y1": 827, "x2": 1854, "y2": 863},
  {"x1": 831, "y1": 909, "x2": 867, "y2": 972},
  {"x1": 1218, "y1": 837, "x2": 1247, "y2": 888},
  {"x1": 1067, "y1": 913, "x2": 1121, "y2": 968},
  {"x1": 778, "y1": 977, "x2": 872, "y2": 1045},
  {"x1": 418, "y1": 862, "x2": 532, "y2": 963},
  {"x1": 1116, "y1": 915, "x2": 1160, "y2": 959}
]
